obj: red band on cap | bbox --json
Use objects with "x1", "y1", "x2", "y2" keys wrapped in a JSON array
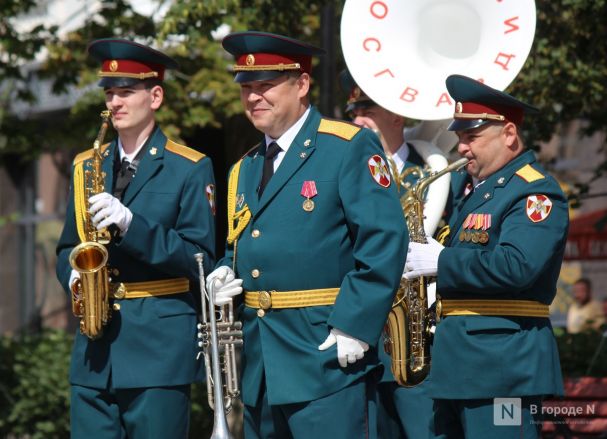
[
  {"x1": 100, "y1": 59, "x2": 165, "y2": 80},
  {"x1": 458, "y1": 102, "x2": 524, "y2": 125},
  {"x1": 235, "y1": 52, "x2": 311, "y2": 74}
]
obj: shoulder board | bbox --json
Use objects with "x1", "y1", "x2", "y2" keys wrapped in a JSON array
[
  {"x1": 165, "y1": 140, "x2": 206, "y2": 162},
  {"x1": 515, "y1": 164, "x2": 545, "y2": 183},
  {"x1": 318, "y1": 118, "x2": 361, "y2": 141},
  {"x1": 73, "y1": 142, "x2": 111, "y2": 165}
]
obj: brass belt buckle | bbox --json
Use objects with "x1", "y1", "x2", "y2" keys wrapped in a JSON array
[
  {"x1": 112, "y1": 282, "x2": 126, "y2": 299},
  {"x1": 257, "y1": 291, "x2": 272, "y2": 317},
  {"x1": 435, "y1": 296, "x2": 442, "y2": 323}
]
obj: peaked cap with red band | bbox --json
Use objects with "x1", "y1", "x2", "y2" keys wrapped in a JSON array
[
  {"x1": 222, "y1": 31, "x2": 325, "y2": 83},
  {"x1": 446, "y1": 74, "x2": 539, "y2": 132},
  {"x1": 88, "y1": 38, "x2": 179, "y2": 88}
]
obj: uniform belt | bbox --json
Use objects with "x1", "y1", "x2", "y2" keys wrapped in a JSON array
[
  {"x1": 111, "y1": 277, "x2": 190, "y2": 299},
  {"x1": 437, "y1": 299, "x2": 550, "y2": 318},
  {"x1": 244, "y1": 288, "x2": 340, "y2": 310}
]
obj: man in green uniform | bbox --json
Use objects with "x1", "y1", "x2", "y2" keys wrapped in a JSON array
[
  {"x1": 55, "y1": 39, "x2": 216, "y2": 438},
  {"x1": 207, "y1": 31, "x2": 407, "y2": 439},
  {"x1": 404, "y1": 75, "x2": 568, "y2": 438}
]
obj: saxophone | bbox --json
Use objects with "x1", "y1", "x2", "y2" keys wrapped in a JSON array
[
  {"x1": 384, "y1": 157, "x2": 469, "y2": 386},
  {"x1": 68, "y1": 110, "x2": 113, "y2": 340}
]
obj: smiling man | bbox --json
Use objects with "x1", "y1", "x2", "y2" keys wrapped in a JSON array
[
  {"x1": 404, "y1": 75, "x2": 569, "y2": 438},
  {"x1": 55, "y1": 39, "x2": 216, "y2": 438},
  {"x1": 207, "y1": 31, "x2": 407, "y2": 439}
]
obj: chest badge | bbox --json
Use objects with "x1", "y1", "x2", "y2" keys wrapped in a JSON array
[{"x1": 301, "y1": 181, "x2": 318, "y2": 212}]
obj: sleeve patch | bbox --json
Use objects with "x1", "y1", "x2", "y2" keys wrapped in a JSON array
[
  {"x1": 206, "y1": 184, "x2": 216, "y2": 216},
  {"x1": 368, "y1": 155, "x2": 392, "y2": 188},
  {"x1": 516, "y1": 164, "x2": 545, "y2": 183},
  {"x1": 526, "y1": 194, "x2": 552, "y2": 222},
  {"x1": 318, "y1": 119, "x2": 361, "y2": 141},
  {"x1": 166, "y1": 140, "x2": 206, "y2": 162}
]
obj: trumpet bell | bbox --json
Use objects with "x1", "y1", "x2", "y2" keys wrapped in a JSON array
[{"x1": 341, "y1": 0, "x2": 537, "y2": 120}]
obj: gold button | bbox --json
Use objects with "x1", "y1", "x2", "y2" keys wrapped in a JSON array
[
  {"x1": 257, "y1": 309, "x2": 265, "y2": 318},
  {"x1": 113, "y1": 303, "x2": 121, "y2": 311},
  {"x1": 252, "y1": 229, "x2": 261, "y2": 238},
  {"x1": 112, "y1": 268, "x2": 120, "y2": 276},
  {"x1": 251, "y1": 269, "x2": 260, "y2": 278}
]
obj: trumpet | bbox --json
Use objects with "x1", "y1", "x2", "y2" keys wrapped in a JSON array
[{"x1": 195, "y1": 254, "x2": 243, "y2": 439}]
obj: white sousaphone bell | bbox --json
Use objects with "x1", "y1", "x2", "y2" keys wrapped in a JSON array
[{"x1": 340, "y1": 0, "x2": 536, "y2": 235}]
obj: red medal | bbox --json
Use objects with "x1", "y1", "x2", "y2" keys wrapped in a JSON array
[{"x1": 301, "y1": 181, "x2": 318, "y2": 211}]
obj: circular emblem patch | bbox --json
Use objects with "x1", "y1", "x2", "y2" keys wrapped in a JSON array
[
  {"x1": 526, "y1": 194, "x2": 552, "y2": 223},
  {"x1": 109, "y1": 60, "x2": 118, "y2": 72},
  {"x1": 368, "y1": 154, "x2": 391, "y2": 188}
]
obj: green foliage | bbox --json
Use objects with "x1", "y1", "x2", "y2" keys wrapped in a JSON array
[
  {"x1": 510, "y1": 1, "x2": 607, "y2": 159},
  {"x1": 0, "y1": 329, "x2": 72, "y2": 438},
  {"x1": 0, "y1": 330, "x2": 217, "y2": 438},
  {"x1": 553, "y1": 327, "x2": 607, "y2": 377}
]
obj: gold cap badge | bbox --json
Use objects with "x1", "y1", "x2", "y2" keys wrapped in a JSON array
[
  {"x1": 109, "y1": 60, "x2": 119, "y2": 72},
  {"x1": 246, "y1": 54, "x2": 255, "y2": 66}
]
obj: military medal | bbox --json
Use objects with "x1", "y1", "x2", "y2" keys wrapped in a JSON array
[
  {"x1": 461, "y1": 213, "x2": 491, "y2": 245},
  {"x1": 301, "y1": 181, "x2": 317, "y2": 212}
]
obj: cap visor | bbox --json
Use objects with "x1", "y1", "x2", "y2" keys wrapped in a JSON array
[
  {"x1": 345, "y1": 100, "x2": 375, "y2": 114},
  {"x1": 234, "y1": 70, "x2": 286, "y2": 83},
  {"x1": 99, "y1": 77, "x2": 144, "y2": 88},
  {"x1": 447, "y1": 118, "x2": 492, "y2": 132}
]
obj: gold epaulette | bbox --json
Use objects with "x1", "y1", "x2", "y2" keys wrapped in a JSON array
[
  {"x1": 73, "y1": 142, "x2": 110, "y2": 165},
  {"x1": 515, "y1": 164, "x2": 545, "y2": 183},
  {"x1": 165, "y1": 140, "x2": 206, "y2": 162},
  {"x1": 318, "y1": 119, "x2": 361, "y2": 141}
]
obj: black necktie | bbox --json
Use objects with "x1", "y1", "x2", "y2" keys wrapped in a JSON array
[
  {"x1": 113, "y1": 157, "x2": 134, "y2": 199},
  {"x1": 258, "y1": 142, "x2": 281, "y2": 198}
]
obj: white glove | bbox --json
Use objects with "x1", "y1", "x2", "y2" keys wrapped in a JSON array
[
  {"x1": 403, "y1": 236, "x2": 444, "y2": 280},
  {"x1": 318, "y1": 328, "x2": 369, "y2": 368},
  {"x1": 206, "y1": 266, "x2": 243, "y2": 306},
  {"x1": 89, "y1": 192, "x2": 133, "y2": 236},
  {"x1": 69, "y1": 269, "x2": 80, "y2": 292}
]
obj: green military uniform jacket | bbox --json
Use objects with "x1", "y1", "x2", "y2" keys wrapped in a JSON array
[
  {"x1": 56, "y1": 126, "x2": 215, "y2": 389},
  {"x1": 219, "y1": 107, "x2": 407, "y2": 406},
  {"x1": 428, "y1": 150, "x2": 568, "y2": 399}
]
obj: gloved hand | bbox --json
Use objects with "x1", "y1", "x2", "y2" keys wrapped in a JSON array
[
  {"x1": 69, "y1": 269, "x2": 81, "y2": 293},
  {"x1": 403, "y1": 236, "x2": 444, "y2": 280},
  {"x1": 318, "y1": 328, "x2": 369, "y2": 368},
  {"x1": 206, "y1": 266, "x2": 243, "y2": 306},
  {"x1": 89, "y1": 192, "x2": 133, "y2": 236}
]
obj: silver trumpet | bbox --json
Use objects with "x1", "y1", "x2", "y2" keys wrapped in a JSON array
[{"x1": 195, "y1": 253, "x2": 243, "y2": 439}]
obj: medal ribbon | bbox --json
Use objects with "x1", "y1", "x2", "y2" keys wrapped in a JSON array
[{"x1": 301, "y1": 181, "x2": 318, "y2": 199}]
